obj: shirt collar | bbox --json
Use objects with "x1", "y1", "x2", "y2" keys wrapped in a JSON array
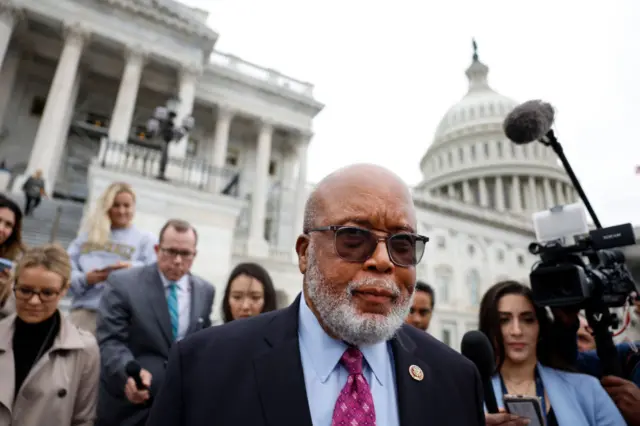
[
  {"x1": 298, "y1": 296, "x2": 389, "y2": 386},
  {"x1": 158, "y1": 269, "x2": 189, "y2": 291}
]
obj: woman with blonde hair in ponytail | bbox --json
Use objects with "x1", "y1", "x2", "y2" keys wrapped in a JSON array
[{"x1": 67, "y1": 182, "x2": 156, "y2": 334}]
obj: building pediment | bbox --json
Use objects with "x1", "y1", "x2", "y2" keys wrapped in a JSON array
[{"x1": 97, "y1": 0, "x2": 217, "y2": 43}]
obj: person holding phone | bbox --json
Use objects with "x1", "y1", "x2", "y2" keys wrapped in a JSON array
[
  {"x1": 479, "y1": 281, "x2": 625, "y2": 426},
  {"x1": 0, "y1": 194, "x2": 26, "y2": 319},
  {"x1": 67, "y1": 182, "x2": 157, "y2": 334}
]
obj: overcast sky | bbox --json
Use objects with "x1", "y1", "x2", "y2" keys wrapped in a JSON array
[{"x1": 182, "y1": 0, "x2": 639, "y2": 227}]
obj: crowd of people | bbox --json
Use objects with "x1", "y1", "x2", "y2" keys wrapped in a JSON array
[{"x1": 0, "y1": 164, "x2": 638, "y2": 425}]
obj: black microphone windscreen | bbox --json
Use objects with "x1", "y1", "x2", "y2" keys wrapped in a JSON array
[
  {"x1": 503, "y1": 100, "x2": 555, "y2": 144},
  {"x1": 125, "y1": 360, "x2": 141, "y2": 377},
  {"x1": 461, "y1": 330, "x2": 496, "y2": 382}
]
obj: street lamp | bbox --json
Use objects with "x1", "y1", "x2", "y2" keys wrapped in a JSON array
[{"x1": 146, "y1": 97, "x2": 195, "y2": 180}]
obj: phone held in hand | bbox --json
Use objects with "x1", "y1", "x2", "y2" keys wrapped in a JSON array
[
  {"x1": 503, "y1": 394, "x2": 545, "y2": 426},
  {"x1": 0, "y1": 258, "x2": 13, "y2": 272}
]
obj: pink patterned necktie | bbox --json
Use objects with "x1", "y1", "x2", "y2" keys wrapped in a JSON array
[{"x1": 331, "y1": 347, "x2": 376, "y2": 426}]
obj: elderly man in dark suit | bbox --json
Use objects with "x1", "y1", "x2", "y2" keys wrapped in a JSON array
[
  {"x1": 96, "y1": 219, "x2": 215, "y2": 426},
  {"x1": 147, "y1": 164, "x2": 485, "y2": 426}
]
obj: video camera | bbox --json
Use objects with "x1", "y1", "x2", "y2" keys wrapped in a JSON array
[{"x1": 528, "y1": 203, "x2": 638, "y2": 311}]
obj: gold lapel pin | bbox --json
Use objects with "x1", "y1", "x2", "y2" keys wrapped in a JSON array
[{"x1": 409, "y1": 364, "x2": 424, "y2": 381}]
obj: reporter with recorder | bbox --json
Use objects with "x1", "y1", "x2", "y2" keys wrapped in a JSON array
[
  {"x1": 552, "y1": 308, "x2": 640, "y2": 425},
  {"x1": 480, "y1": 281, "x2": 625, "y2": 425},
  {"x1": 67, "y1": 182, "x2": 156, "y2": 334}
]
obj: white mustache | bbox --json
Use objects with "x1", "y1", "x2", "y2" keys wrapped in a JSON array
[{"x1": 346, "y1": 277, "x2": 401, "y2": 297}]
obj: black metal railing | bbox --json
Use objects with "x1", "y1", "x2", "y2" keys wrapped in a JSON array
[{"x1": 98, "y1": 139, "x2": 240, "y2": 196}]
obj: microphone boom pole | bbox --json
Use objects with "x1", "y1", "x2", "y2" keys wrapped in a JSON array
[{"x1": 540, "y1": 129, "x2": 602, "y2": 228}]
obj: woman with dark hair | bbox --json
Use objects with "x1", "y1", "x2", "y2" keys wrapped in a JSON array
[
  {"x1": 0, "y1": 194, "x2": 26, "y2": 319},
  {"x1": 221, "y1": 262, "x2": 277, "y2": 323},
  {"x1": 480, "y1": 280, "x2": 625, "y2": 425}
]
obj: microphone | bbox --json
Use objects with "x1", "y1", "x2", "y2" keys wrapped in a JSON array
[
  {"x1": 125, "y1": 360, "x2": 147, "y2": 391},
  {"x1": 502, "y1": 99, "x2": 602, "y2": 228},
  {"x1": 503, "y1": 100, "x2": 555, "y2": 144},
  {"x1": 461, "y1": 330, "x2": 499, "y2": 414}
]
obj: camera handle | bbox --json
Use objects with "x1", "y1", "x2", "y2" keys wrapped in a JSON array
[
  {"x1": 541, "y1": 130, "x2": 602, "y2": 229},
  {"x1": 585, "y1": 300, "x2": 622, "y2": 377}
]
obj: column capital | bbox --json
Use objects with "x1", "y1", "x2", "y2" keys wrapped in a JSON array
[
  {"x1": 257, "y1": 117, "x2": 274, "y2": 133},
  {"x1": 125, "y1": 44, "x2": 148, "y2": 65},
  {"x1": 63, "y1": 21, "x2": 91, "y2": 46},
  {"x1": 0, "y1": 2, "x2": 22, "y2": 24},
  {"x1": 216, "y1": 103, "x2": 235, "y2": 120},
  {"x1": 180, "y1": 62, "x2": 203, "y2": 80}
]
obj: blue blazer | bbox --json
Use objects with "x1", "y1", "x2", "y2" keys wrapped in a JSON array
[{"x1": 491, "y1": 364, "x2": 626, "y2": 425}]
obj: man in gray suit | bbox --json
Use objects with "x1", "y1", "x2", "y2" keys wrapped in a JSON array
[{"x1": 95, "y1": 219, "x2": 215, "y2": 426}]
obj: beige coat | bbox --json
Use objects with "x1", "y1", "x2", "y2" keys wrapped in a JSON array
[{"x1": 0, "y1": 312, "x2": 100, "y2": 426}]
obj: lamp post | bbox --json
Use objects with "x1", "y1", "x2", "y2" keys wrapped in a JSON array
[{"x1": 146, "y1": 97, "x2": 195, "y2": 180}]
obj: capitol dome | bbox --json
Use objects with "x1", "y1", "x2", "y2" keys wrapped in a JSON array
[{"x1": 417, "y1": 41, "x2": 577, "y2": 215}]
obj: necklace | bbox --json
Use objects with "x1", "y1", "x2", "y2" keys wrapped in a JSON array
[{"x1": 503, "y1": 378, "x2": 535, "y2": 396}]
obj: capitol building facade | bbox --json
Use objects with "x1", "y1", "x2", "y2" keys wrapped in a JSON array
[{"x1": 0, "y1": 0, "x2": 581, "y2": 349}]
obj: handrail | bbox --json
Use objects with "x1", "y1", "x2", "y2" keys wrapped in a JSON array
[
  {"x1": 49, "y1": 206, "x2": 62, "y2": 243},
  {"x1": 97, "y1": 139, "x2": 241, "y2": 197}
]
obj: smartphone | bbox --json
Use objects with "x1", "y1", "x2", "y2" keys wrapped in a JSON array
[
  {"x1": 0, "y1": 258, "x2": 13, "y2": 271},
  {"x1": 503, "y1": 395, "x2": 545, "y2": 426}
]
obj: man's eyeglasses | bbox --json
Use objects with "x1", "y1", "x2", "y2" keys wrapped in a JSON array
[
  {"x1": 305, "y1": 225, "x2": 429, "y2": 267},
  {"x1": 13, "y1": 286, "x2": 61, "y2": 302},
  {"x1": 160, "y1": 247, "x2": 195, "y2": 259}
]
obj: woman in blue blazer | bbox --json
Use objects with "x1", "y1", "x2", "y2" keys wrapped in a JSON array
[{"x1": 480, "y1": 280, "x2": 625, "y2": 426}]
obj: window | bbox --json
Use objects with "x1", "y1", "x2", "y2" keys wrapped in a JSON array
[
  {"x1": 436, "y1": 236, "x2": 446, "y2": 249},
  {"x1": 517, "y1": 254, "x2": 525, "y2": 266},
  {"x1": 435, "y1": 266, "x2": 452, "y2": 303},
  {"x1": 497, "y1": 249, "x2": 505, "y2": 262},
  {"x1": 466, "y1": 269, "x2": 481, "y2": 306},
  {"x1": 268, "y1": 160, "x2": 277, "y2": 176},
  {"x1": 484, "y1": 143, "x2": 490, "y2": 157},
  {"x1": 225, "y1": 151, "x2": 238, "y2": 167},
  {"x1": 467, "y1": 244, "x2": 475, "y2": 256},
  {"x1": 441, "y1": 321, "x2": 457, "y2": 348},
  {"x1": 30, "y1": 96, "x2": 46, "y2": 117}
]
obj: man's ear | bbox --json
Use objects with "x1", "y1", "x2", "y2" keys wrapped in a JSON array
[{"x1": 295, "y1": 235, "x2": 310, "y2": 274}]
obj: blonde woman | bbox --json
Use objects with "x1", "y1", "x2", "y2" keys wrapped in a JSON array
[
  {"x1": 67, "y1": 182, "x2": 156, "y2": 334},
  {"x1": 0, "y1": 244, "x2": 100, "y2": 426}
]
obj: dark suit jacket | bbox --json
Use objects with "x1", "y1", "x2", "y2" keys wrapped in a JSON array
[
  {"x1": 96, "y1": 263, "x2": 215, "y2": 426},
  {"x1": 146, "y1": 295, "x2": 485, "y2": 426}
]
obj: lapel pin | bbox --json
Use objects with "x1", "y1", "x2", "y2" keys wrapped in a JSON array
[{"x1": 409, "y1": 365, "x2": 424, "y2": 381}]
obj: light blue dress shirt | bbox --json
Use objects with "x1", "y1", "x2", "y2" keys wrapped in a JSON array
[{"x1": 298, "y1": 297, "x2": 400, "y2": 426}]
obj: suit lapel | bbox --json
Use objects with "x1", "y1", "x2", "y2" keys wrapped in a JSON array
[
  {"x1": 186, "y1": 276, "x2": 202, "y2": 334},
  {"x1": 253, "y1": 295, "x2": 312, "y2": 426},
  {"x1": 146, "y1": 266, "x2": 173, "y2": 346},
  {"x1": 391, "y1": 327, "x2": 440, "y2": 426}
]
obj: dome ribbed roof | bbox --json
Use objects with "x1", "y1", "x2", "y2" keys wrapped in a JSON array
[{"x1": 430, "y1": 45, "x2": 517, "y2": 144}]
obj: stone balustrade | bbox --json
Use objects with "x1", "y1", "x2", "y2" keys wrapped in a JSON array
[{"x1": 210, "y1": 51, "x2": 314, "y2": 97}]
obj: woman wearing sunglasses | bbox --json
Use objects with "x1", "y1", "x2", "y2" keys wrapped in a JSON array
[{"x1": 0, "y1": 244, "x2": 99, "y2": 426}]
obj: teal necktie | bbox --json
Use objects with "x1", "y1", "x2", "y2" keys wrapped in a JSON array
[{"x1": 167, "y1": 282, "x2": 179, "y2": 340}]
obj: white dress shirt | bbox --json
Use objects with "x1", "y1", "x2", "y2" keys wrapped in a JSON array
[{"x1": 158, "y1": 271, "x2": 191, "y2": 341}]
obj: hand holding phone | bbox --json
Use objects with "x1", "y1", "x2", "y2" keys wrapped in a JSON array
[{"x1": 503, "y1": 395, "x2": 545, "y2": 426}]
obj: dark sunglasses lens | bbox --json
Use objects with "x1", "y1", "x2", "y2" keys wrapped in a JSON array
[
  {"x1": 389, "y1": 234, "x2": 425, "y2": 266},
  {"x1": 334, "y1": 227, "x2": 376, "y2": 261}
]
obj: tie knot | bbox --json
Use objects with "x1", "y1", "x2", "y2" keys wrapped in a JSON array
[
  {"x1": 340, "y1": 347, "x2": 364, "y2": 375},
  {"x1": 169, "y1": 281, "x2": 177, "y2": 289}
]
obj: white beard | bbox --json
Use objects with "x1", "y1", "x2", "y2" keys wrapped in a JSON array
[{"x1": 305, "y1": 243, "x2": 413, "y2": 346}]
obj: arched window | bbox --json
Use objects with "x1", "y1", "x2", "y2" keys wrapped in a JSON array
[
  {"x1": 466, "y1": 269, "x2": 482, "y2": 306},
  {"x1": 434, "y1": 265, "x2": 453, "y2": 304}
]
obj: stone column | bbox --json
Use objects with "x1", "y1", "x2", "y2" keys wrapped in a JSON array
[
  {"x1": 462, "y1": 180, "x2": 472, "y2": 203},
  {"x1": 479, "y1": 178, "x2": 488, "y2": 207},
  {"x1": 495, "y1": 176, "x2": 505, "y2": 211},
  {"x1": 168, "y1": 64, "x2": 199, "y2": 159},
  {"x1": 209, "y1": 105, "x2": 233, "y2": 192},
  {"x1": 555, "y1": 180, "x2": 566, "y2": 205},
  {"x1": 527, "y1": 176, "x2": 537, "y2": 211},
  {"x1": 108, "y1": 45, "x2": 146, "y2": 143},
  {"x1": 293, "y1": 132, "x2": 311, "y2": 237},
  {"x1": 247, "y1": 119, "x2": 273, "y2": 257},
  {"x1": 542, "y1": 178, "x2": 554, "y2": 208},
  {"x1": 447, "y1": 184, "x2": 454, "y2": 198},
  {"x1": 0, "y1": 49, "x2": 20, "y2": 130},
  {"x1": 511, "y1": 176, "x2": 522, "y2": 212},
  {"x1": 24, "y1": 23, "x2": 88, "y2": 185},
  {"x1": 0, "y1": 4, "x2": 19, "y2": 70}
]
